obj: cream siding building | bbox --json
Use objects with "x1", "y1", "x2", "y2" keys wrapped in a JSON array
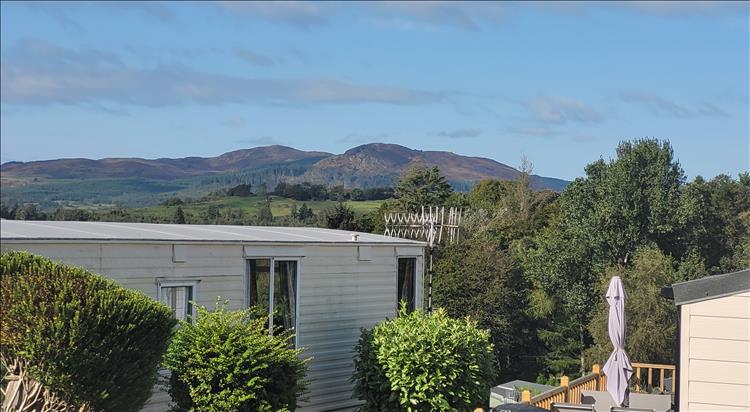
[
  {"x1": 0, "y1": 220, "x2": 425, "y2": 411},
  {"x1": 672, "y1": 269, "x2": 750, "y2": 412}
]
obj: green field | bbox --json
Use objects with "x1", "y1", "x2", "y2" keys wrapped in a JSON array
[{"x1": 124, "y1": 196, "x2": 385, "y2": 220}]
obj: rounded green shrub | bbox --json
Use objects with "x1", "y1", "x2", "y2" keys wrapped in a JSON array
[
  {"x1": 0, "y1": 251, "x2": 176, "y2": 411},
  {"x1": 163, "y1": 303, "x2": 308, "y2": 412},
  {"x1": 353, "y1": 307, "x2": 496, "y2": 411}
]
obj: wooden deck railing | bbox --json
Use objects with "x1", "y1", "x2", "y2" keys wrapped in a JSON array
[
  {"x1": 631, "y1": 362, "x2": 676, "y2": 393},
  {"x1": 521, "y1": 362, "x2": 674, "y2": 410}
]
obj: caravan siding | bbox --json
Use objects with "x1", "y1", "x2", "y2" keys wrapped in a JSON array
[
  {"x1": 1, "y1": 241, "x2": 423, "y2": 411},
  {"x1": 679, "y1": 291, "x2": 750, "y2": 412},
  {"x1": 1, "y1": 242, "x2": 247, "y2": 309},
  {"x1": 297, "y1": 245, "x2": 423, "y2": 410}
]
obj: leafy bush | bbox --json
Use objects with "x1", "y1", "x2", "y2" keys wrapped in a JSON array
[
  {"x1": 352, "y1": 307, "x2": 496, "y2": 411},
  {"x1": 163, "y1": 303, "x2": 308, "y2": 412},
  {"x1": 0, "y1": 251, "x2": 176, "y2": 411}
]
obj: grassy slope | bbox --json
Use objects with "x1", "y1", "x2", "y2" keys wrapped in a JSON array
[{"x1": 125, "y1": 196, "x2": 385, "y2": 220}]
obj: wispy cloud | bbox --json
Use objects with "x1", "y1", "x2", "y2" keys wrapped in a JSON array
[
  {"x1": 222, "y1": 116, "x2": 246, "y2": 128},
  {"x1": 233, "y1": 47, "x2": 279, "y2": 67},
  {"x1": 367, "y1": 2, "x2": 509, "y2": 31},
  {"x1": 606, "y1": 1, "x2": 748, "y2": 17},
  {"x1": 337, "y1": 132, "x2": 392, "y2": 144},
  {"x1": 220, "y1": 1, "x2": 328, "y2": 28},
  {"x1": 235, "y1": 136, "x2": 279, "y2": 146},
  {"x1": 19, "y1": 1, "x2": 748, "y2": 38},
  {"x1": 1, "y1": 39, "x2": 447, "y2": 107},
  {"x1": 506, "y1": 126, "x2": 561, "y2": 139},
  {"x1": 527, "y1": 96, "x2": 603, "y2": 124},
  {"x1": 433, "y1": 128, "x2": 482, "y2": 139},
  {"x1": 23, "y1": 1, "x2": 175, "y2": 31},
  {"x1": 620, "y1": 92, "x2": 730, "y2": 118},
  {"x1": 217, "y1": 1, "x2": 747, "y2": 31}
]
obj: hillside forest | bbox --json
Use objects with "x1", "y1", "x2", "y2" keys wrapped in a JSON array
[{"x1": 2, "y1": 138, "x2": 748, "y2": 385}]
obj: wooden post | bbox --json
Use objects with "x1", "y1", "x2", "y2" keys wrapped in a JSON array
[
  {"x1": 671, "y1": 369, "x2": 676, "y2": 393},
  {"x1": 635, "y1": 367, "x2": 641, "y2": 392},
  {"x1": 561, "y1": 376, "x2": 570, "y2": 402},
  {"x1": 521, "y1": 390, "x2": 531, "y2": 403},
  {"x1": 592, "y1": 364, "x2": 601, "y2": 390},
  {"x1": 659, "y1": 369, "x2": 665, "y2": 392}
]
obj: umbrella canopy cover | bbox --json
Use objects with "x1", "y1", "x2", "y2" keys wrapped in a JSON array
[{"x1": 602, "y1": 276, "x2": 633, "y2": 407}]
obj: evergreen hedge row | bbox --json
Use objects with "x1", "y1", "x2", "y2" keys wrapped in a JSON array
[{"x1": 0, "y1": 251, "x2": 176, "y2": 411}]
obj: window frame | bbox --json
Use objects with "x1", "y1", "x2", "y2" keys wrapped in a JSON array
[
  {"x1": 395, "y1": 255, "x2": 423, "y2": 314},
  {"x1": 245, "y1": 256, "x2": 301, "y2": 347},
  {"x1": 156, "y1": 278, "x2": 200, "y2": 322}
]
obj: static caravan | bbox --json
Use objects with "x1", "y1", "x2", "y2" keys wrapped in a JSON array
[
  {"x1": 671, "y1": 269, "x2": 750, "y2": 412},
  {"x1": 0, "y1": 220, "x2": 426, "y2": 411}
]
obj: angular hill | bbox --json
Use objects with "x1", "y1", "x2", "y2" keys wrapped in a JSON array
[
  {"x1": 0, "y1": 143, "x2": 568, "y2": 207},
  {"x1": 299, "y1": 143, "x2": 566, "y2": 191}
]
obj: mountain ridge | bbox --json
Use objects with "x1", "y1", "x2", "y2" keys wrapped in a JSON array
[{"x1": 1, "y1": 143, "x2": 569, "y2": 206}]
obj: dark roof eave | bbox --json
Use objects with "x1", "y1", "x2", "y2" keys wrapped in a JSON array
[{"x1": 672, "y1": 268, "x2": 750, "y2": 306}]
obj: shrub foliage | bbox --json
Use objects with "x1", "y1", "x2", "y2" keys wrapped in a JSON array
[
  {"x1": 352, "y1": 307, "x2": 496, "y2": 411},
  {"x1": 0, "y1": 251, "x2": 176, "y2": 411},
  {"x1": 163, "y1": 303, "x2": 308, "y2": 412}
]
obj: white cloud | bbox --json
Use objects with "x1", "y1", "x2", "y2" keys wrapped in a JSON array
[
  {"x1": 337, "y1": 132, "x2": 392, "y2": 144},
  {"x1": 219, "y1": 1, "x2": 328, "y2": 28},
  {"x1": 1, "y1": 39, "x2": 447, "y2": 107},
  {"x1": 233, "y1": 47, "x2": 279, "y2": 67},
  {"x1": 222, "y1": 116, "x2": 246, "y2": 128},
  {"x1": 433, "y1": 128, "x2": 482, "y2": 139},
  {"x1": 217, "y1": 1, "x2": 747, "y2": 31},
  {"x1": 235, "y1": 136, "x2": 280, "y2": 146},
  {"x1": 620, "y1": 93, "x2": 730, "y2": 118},
  {"x1": 506, "y1": 126, "x2": 561, "y2": 138},
  {"x1": 527, "y1": 96, "x2": 603, "y2": 124}
]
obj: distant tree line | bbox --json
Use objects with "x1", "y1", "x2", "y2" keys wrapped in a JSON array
[{"x1": 273, "y1": 182, "x2": 394, "y2": 202}]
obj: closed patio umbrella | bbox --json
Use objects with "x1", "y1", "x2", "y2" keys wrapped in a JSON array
[{"x1": 602, "y1": 276, "x2": 632, "y2": 407}]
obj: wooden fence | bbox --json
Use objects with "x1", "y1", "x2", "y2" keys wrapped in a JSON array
[
  {"x1": 632, "y1": 362, "x2": 676, "y2": 393},
  {"x1": 521, "y1": 363, "x2": 674, "y2": 410}
]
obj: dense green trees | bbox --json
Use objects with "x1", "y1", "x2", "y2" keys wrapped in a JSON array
[
  {"x1": 433, "y1": 160, "x2": 558, "y2": 382},
  {"x1": 686, "y1": 173, "x2": 750, "y2": 273},
  {"x1": 323, "y1": 202, "x2": 357, "y2": 231},
  {"x1": 433, "y1": 240, "x2": 532, "y2": 381},
  {"x1": 518, "y1": 139, "x2": 749, "y2": 378},
  {"x1": 584, "y1": 246, "x2": 696, "y2": 367},
  {"x1": 395, "y1": 165, "x2": 453, "y2": 211},
  {"x1": 227, "y1": 183, "x2": 253, "y2": 197},
  {"x1": 256, "y1": 199, "x2": 274, "y2": 225},
  {"x1": 431, "y1": 139, "x2": 748, "y2": 383},
  {"x1": 520, "y1": 139, "x2": 703, "y2": 375},
  {"x1": 273, "y1": 182, "x2": 394, "y2": 202},
  {"x1": 174, "y1": 206, "x2": 187, "y2": 224}
]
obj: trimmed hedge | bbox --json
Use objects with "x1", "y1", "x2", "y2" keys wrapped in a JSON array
[
  {"x1": 163, "y1": 303, "x2": 308, "y2": 412},
  {"x1": 353, "y1": 307, "x2": 496, "y2": 411},
  {"x1": 0, "y1": 251, "x2": 176, "y2": 411}
]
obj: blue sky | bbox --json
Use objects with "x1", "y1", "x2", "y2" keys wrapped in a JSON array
[{"x1": 1, "y1": 1, "x2": 748, "y2": 180}]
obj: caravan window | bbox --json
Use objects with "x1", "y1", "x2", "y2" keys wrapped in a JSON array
[
  {"x1": 158, "y1": 280, "x2": 197, "y2": 322},
  {"x1": 247, "y1": 258, "x2": 299, "y2": 343},
  {"x1": 397, "y1": 257, "x2": 417, "y2": 314}
]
